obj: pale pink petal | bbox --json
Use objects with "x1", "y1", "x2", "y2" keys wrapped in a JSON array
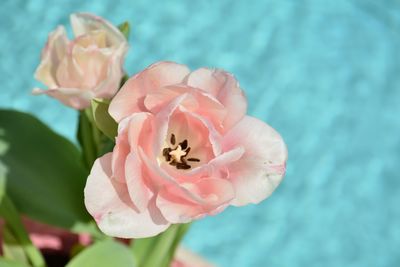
[
  {"x1": 55, "y1": 56, "x2": 84, "y2": 88},
  {"x1": 34, "y1": 26, "x2": 69, "y2": 88},
  {"x1": 70, "y1": 13, "x2": 126, "y2": 47},
  {"x1": 223, "y1": 116, "x2": 288, "y2": 206},
  {"x1": 144, "y1": 85, "x2": 227, "y2": 132},
  {"x1": 185, "y1": 68, "x2": 247, "y2": 131},
  {"x1": 151, "y1": 93, "x2": 194, "y2": 158},
  {"x1": 125, "y1": 153, "x2": 153, "y2": 212},
  {"x1": 84, "y1": 153, "x2": 170, "y2": 238},
  {"x1": 93, "y1": 45, "x2": 127, "y2": 99},
  {"x1": 71, "y1": 45, "x2": 110, "y2": 90},
  {"x1": 32, "y1": 87, "x2": 92, "y2": 110},
  {"x1": 181, "y1": 146, "x2": 245, "y2": 181},
  {"x1": 125, "y1": 112, "x2": 153, "y2": 154},
  {"x1": 139, "y1": 148, "x2": 214, "y2": 204},
  {"x1": 111, "y1": 132, "x2": 129, "y2": 182},
  {"x1": 109, "y1": 61, "x2": 190, "y2": 122},
  {"x1": 181, "y1": 109, "x2": 222, "y2": 157},
  {"x1": 156, "y1": 178, "x2": 235, "y2": 223}
]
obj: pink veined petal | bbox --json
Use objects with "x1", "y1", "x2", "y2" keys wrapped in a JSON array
[
  {"x1": 125, "y1": 153, "x2": 153, "y2": 212},
  {"x1": 163, "y1": 105, "x2": 216, "y2": 166},
  {"x1": 151, "y1": 93, "x2": 194, "y2": 158},
  {"x1": 181, "y1": 109, "x2": 223, "y2": 157},
  {"x1": 183, "y1": 68, "x2": 221, "y2": 95},
  {"x1": 144, "y1": 85, "x2": 227, "y2": 133},
  {"x1": 55, "y1": 55, "x2": 84, "y2": 89},
  {"x1": 34, "y1": 26, "x2": 69, "y2": 88},
  {"x1": 139, "y1": 147, "x2": 216, "y2": 205},
  {"x1": 181, "y1": 146, "x2": 245, "y2": 182},
  {"x1": 156, "y1": 178, "x2": 235, "y2": 224},
  {"x1": 84, "y1": 153, "x2": 170, "y2": 238},
  {"x1": 112, "y1": 112, "x2": 153, "y2": 182},
  {"x1": 111, "y1": 131, "x2": 129, "y2": 183},
  {"x1": 70, "y1": 45, "x2": 110, "y2": 91},
  {"x1": 32, "y1": 87, "x2": 93, "y2": 110},
  {"x1": 109, "y1": 61, "x2": 190, "y2": 122},
  {"x1": 184, "y1": 68, "x2": 247, "y2": 131},
  {"x1": 93, "y1": 45, "x2": 127, "y2": 99},
  {"x1": 222, "y1": 116, "x2": 288, "y2": 206},
  {"x1": 70, "y1": 13, "x2": 126, "y2": 48},
  {"x1": 125, "y1": 112, "x2": 153, "y2": 154}
]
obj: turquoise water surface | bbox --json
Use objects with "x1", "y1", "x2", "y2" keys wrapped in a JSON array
[{"x1": 1, "y1": 1, "x2": 399, "y2": 266}]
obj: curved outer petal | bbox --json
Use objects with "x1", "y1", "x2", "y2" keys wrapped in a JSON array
[
  {"x1": 111, "y1": 113, "x2": 146, "y2": 183},
  {"x1": 69, "y1": 45, "x2": 110, "y2": 90},
  {"x1": 125, "y1": 153, "x2": 153, "y2": 212},
  {"x1": 32, "y1": 87, "x2": 93, "y2": 110},
  {"x1": 93, "y1": 44, "x2": 127, "y2": 99},
  {"x1": 111, "y1": 129, "x2": 129, "y2": 183},
  {"x1": 223, "y1": 116, "x2": 288, "y2": 206},
  {"x1": 34, "y1": 26, "x2": 69, "y2": 88},
  {"x1": 156, "y1": 178, "x2": 235, "y2": 223},
  {"x1": 109, "y1": 61, "x2": 190, "y2": 122},
  {"x1": 184, "y1": 68, "x2": 247, "y2": 131},
  {"x1": 144, "y1": 85, "x2": 227, "y2": 133},
  {"x1": 84, "y1": 153, "x2": 170, "y2": 238},
  {"x1": 112, "y1": 112, "x2": 154, "y2": 210},
  {"x1": 70, "y1": 13, "x2": 127, "y2": 48},
  {"x1": 180, "y1": 146, "x2": 245, "y2": 181}
]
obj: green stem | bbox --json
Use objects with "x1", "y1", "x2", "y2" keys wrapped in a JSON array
[
  {"x1": 0, "y1": 196, "x2": 46, "y2": 267},
  {"x1": 132, "y1": 224, "x2": 191, "y2": 267},
  {"x1": 77, "y1": 110, "x2": 100, "y2": 169}
]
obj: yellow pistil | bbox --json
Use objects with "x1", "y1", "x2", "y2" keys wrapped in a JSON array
[{"x1": 169, "y1": 145, "x2": 187, "y2": 163}]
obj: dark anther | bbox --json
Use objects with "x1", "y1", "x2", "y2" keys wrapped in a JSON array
[
  {"x1": 163, "y1": 148, "x2": 172, "y2": 162},
  {"x1": 176, "y1": 163, "x2": 191, "y2": 170},
  {"x1": 180, "y1": 139, "x2": 188, "y2": 150},
  {"x1": 162, "y1": 137, "x2": 200, "y2": 170},
  {"x1": 170, "y1": 134, "x2": 176, "y2": 145}
]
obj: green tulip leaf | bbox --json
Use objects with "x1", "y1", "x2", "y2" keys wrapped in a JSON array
[
  {"x1": 0, "y1": 196, "x2": 45, "y2": 267},
  {"x1": 0, "y1": 161, "x2": 6, "y2": 205},
  {"x1": 91, "y1": 99, "x2": 118, "y2": 141},
  {"x1": 0, "y1": 109, "x2": 91, "y2": 232},
  {"x1": 0, "y1": 257, "x2": 30, "y2": 267},
  {"x1": 118, "y1": 21, "x2": 130, "y2": 40},
  {"x1": 66, "y1": 240, "x2": 136, "y2": 267}
]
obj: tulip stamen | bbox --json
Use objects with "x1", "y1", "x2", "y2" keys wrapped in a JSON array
[
  {"x1": 170, "y1": 134, "x2": 176, "y2": 145},
  {"x1": 163, "y1": 134, "x2": 200, "y2": 170}
]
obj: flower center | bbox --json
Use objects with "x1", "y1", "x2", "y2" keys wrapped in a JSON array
[{"x1": 162, "y1": 134, "x2": 200, "y2": 170}]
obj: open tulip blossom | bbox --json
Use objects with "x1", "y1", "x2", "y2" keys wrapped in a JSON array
[
  {"x1": 85, "y1": 61, "x2": 288, "y2": 238},
  {"x1": 0, "y1": 12, "x2": 287, "y2": 267}
]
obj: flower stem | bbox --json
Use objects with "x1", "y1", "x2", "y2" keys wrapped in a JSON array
[
  {"x1": 0, "y1": 195, "x2": 46, "y2": 267},
  {"x1": 131, "y1": 223, "x2": 191, "y2": 267}
]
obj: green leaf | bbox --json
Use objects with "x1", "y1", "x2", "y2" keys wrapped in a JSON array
[
  {"x1": 132, "y1": 224, "x2": 190, "y2": 267},
  {"x1": 0, "y1": 160, "x2": 7, "y2": 205},
  {"x1": 91, "y1": 99, "x2": 118, "y2": 141},
  {"x1": 2, "y1": 226, "x2": 29, "y2": 265},
  {"x1": 66, "y1": 240, "x2": 136, "y2": 267},
  {"x1": 0, "y1": 109, "x2": 91, "y2": 232},
  {"x1": 0, "y1": 196, "x2": 46, "y2": 267},
  {"x1": 77, "y1": 110, "x2": 99, "y2": 169},
  {"x1": 0, "y1": 257, "x2": 30, "y2": 267},
  {"x1": 118, "y1": 21, "x2": 130, "y2": 40}
]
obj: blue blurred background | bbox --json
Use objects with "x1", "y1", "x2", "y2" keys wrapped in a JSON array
[{"x1": 1, "y1": 0, "x2": 400, "y2": 266}]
